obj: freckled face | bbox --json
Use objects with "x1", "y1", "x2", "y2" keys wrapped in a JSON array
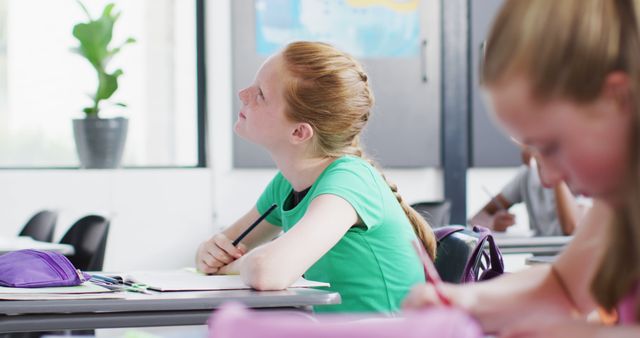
[{"x1": 235, "y1": 54, "x2": 294, "y2": 150}]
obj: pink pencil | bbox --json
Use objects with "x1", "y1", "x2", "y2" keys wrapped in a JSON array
[{"x1": 412, "y1": 240, "x2": 451, "y2": 306}]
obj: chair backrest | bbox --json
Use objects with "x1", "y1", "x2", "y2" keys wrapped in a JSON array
[
  {"x1": 59, "y1": 215, "x2": 110, "y2": 271},
  {"x1": 434, "y1": 225, "x2": 504, "y2": 284},
  {"x1": 410, "y1": 200, "x2": 451, "y2": 228},
  {"x1": 18, "y1": 210, "x2": 58, "y2": 242}
]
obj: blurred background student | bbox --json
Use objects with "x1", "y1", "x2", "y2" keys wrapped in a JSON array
[{"x1": 469, "y1": 148, "x2": 582, "y2": 236}]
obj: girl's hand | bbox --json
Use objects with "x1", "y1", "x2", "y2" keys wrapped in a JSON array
[
  {"x1": 402, "y1": 283, "x2": 457, "y2": 309},
  {"x1": 196, "y1": 233, "x2": 247, "y2": 274},
  {"x1": 492, "y1": 210, "x2": 516, "y2": 232},
  {"x1": 500, "y1": 320, "x2": 606, "y2": 338}
]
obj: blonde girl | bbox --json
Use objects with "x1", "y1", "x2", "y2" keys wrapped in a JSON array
[{"x1": 196, "y1": 41, "x2": 436, "y2": 313}]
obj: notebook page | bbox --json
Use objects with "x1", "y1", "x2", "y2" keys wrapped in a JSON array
[{"x1": 124, "y1": 269, "x2": 330, "y2": 292}]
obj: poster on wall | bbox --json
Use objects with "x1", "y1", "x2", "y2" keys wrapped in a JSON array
[{"x1": 254, "y1": 0, "x2": 420, "y2": 58}]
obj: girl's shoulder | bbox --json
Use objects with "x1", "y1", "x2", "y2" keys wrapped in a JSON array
[
  {"x1": 315, "y1": 156, "x2": 382, "y2": 192},
  {"x1": 326, "y1": 155, "x2": 376, "y2": 174},
  {"x1": 264, "y1": 171, "x2": 293, "y2": 198}
]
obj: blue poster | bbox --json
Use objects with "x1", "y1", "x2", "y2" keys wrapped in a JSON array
[{"x1": 255, "y1": 0, "x2": 421, "y2": 58}]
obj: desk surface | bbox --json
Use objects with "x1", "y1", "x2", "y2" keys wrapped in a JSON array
[
  {"x1": 0, "y1": 236, "x2": 75, "y2": 255},
  {"x1": 493, "y1": 235, "x2": 572, "y2": 255},
  {"x1": 0, "y1": 288, "x2": 341, "y2": 333},
  {"x1": 525, "y1": 255, "x2": 557, "y2": 265}
]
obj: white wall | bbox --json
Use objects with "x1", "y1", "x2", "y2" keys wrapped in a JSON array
[{"x1": 0, "y1": 169, "x2": 213, "y2": 271}]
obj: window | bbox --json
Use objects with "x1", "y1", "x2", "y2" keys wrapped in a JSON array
[{"x1": 0, "y1": 0, "x2": 199, "y2": 167}]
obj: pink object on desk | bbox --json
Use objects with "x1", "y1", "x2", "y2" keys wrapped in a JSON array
[{"x1": 208, "y1": 302, "x2": 482, "y2": 338}]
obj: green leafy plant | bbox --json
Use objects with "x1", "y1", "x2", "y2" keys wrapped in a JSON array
[{"x1": 72, "y1": 1, "x2": 135, "y2": 117}]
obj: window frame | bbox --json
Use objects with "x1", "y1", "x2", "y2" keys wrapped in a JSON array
[{"x1": 0, "y1": 0, "x2": 208, "y2": 170}]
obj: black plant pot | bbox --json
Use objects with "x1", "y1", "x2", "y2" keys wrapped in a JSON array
[{"x1": 73, "y1": 117, "x2": 128, "y2": 169}]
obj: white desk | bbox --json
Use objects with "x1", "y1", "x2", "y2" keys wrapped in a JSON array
[
  {"x1": 0, "y1": 288, "x2": 340, "y2": 333},
  {"x1": 525, "y1": 255, "x2": 557, "y2": 265},
  {"x1": 493, "y1": 235, "x2": 572, "y2": 255},
  {"x1": 0, "y1": 236, "x2": 75, "y2": 255}
]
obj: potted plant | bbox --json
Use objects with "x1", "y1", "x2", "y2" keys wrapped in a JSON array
[{"x1": 71, "y1": 1, "x2": 135, "y2": 168}]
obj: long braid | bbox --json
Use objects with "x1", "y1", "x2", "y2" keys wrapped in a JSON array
[
  {"x1": 281, "y1": 41, "x2": 437, "y2": 260},
  {"x1": 344, "y1": 137, "x2": 437, "y2": 260}
]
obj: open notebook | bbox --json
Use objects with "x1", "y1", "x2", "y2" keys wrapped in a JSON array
[{"x1": 108, "y1": 269, "x2": 330, "y2": 292}]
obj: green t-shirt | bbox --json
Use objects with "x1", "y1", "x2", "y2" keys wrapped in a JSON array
[{"x1": 256, "y1": 156, "x2": 425, "y2": 313}]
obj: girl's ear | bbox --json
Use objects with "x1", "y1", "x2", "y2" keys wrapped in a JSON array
[
  {"x1": 290, "y1": 123, "x2": 314, "y2": 145},
  {"x1": 602, "y1": 71, "x2": 632, "y2": 116}
]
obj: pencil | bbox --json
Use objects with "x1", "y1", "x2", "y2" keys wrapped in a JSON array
[
  {"x1": 482, "y1": 186, "x2": 505, "y2": 211},
  {"x1": 90, "y1": 274, "x2": 153, "y2": 294},
  {"x1": 90, "y1": 273, "x2": 120, "y2": 285},
  {"x1": 232, "y1": 203, "x2": 278, "y2": 246},
  {"x1": 411, "y1": 240, "x2": 451, "y2": 306}
]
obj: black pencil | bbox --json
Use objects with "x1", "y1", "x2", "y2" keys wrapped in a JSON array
[{"x1": 232, "y1": 203, "x2": 278, "y2": 246}]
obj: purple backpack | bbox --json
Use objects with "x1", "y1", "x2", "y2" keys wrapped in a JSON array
[
  {"x1": 0, "y1": 249, "x2": 89, "y2": 288},
  {"x1": 208, "y1": 302, "x2": 482, "y2": 338},
  {"x1": 434, "y1": 225, "x2": 504, "y2": 283}
]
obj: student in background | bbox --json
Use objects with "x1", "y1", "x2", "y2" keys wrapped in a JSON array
[
  {"x1": 195, "y1": 41, "x2": 435, "y2": 313},
  {"x1": 404, "y1": 0, "x2": 640, "y2": 336},
  {"x1": 470, "y1": 148, "x2": 581, "y2": 236}
]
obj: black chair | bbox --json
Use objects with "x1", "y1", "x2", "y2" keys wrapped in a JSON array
[
  {"x1": 60, "y1": 215, "x2": 110, "y2": 271},
  {"x1": 411, "y1": 200, "x2": 452, "y2": 229},
  {"x1": 18, "y1": 210, "x2": 58, "y2": 242}
]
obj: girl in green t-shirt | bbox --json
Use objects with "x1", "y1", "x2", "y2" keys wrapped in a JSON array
[{"x1": 196, "y1": 41, "x2": 436, "y2": 313}]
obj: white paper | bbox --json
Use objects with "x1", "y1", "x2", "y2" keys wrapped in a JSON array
[
  {"x1": 0, "y1": 282, "x2": 124, "y2": 300},
  {"x1": 0, "y1": 293, "x2": 124, "y2": 300},
  {"x1": 119, "y1": 269, "x2": 330, "y2": 292},
  {"x1": 0, "y1": 282, "x2": 111, "y2": 294}
]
